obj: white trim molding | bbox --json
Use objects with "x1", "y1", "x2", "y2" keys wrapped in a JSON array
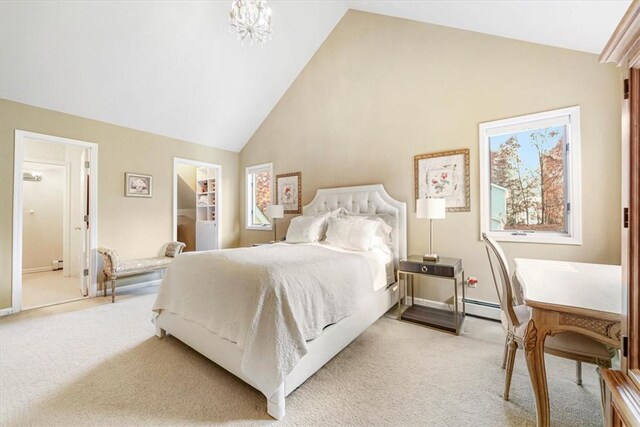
[
  {"x1": 102, "y1": 278, "x2": 162, "y2": 296},
  {"x1": 12, "y1": 130, "x2": 99, "y2": 314},
  {"x1": 479, "y1": 106, "x2": 582, "y2": 245},
  {"x1": 22, "y1": 266, "x2": 55, "y2": 274}
]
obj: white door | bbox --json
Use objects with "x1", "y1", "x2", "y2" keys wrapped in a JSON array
[
  {"x1": 65, "y1": 145, "x2": 89, "y2": 295},
  {"x1": 80, "y1": 149, "x2": 90, "y2": 296}
]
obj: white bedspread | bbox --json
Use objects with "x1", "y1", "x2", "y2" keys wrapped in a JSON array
[{"x1": 152, "y1": 243, "x2": 375, "y2": 397}]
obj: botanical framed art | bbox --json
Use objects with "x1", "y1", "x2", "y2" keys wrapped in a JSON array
[
  {"x1": 276, "y1": 172, "x2": 302, "y2": 214},
  {"x1": 414, "y1": 148, "x2": 470, "y2": 212},
  {"x1": 125, "y1": 172, "x2": 152, "y2": 198}
]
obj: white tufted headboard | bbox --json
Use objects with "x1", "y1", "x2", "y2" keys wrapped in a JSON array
[{"x1": 303, "y1": 184, "x2": 407, "y2": 266}]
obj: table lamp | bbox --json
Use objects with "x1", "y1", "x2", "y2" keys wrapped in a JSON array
[
  {"x1": 416, "y1": 198, "x2": 446, "y2": 262},
  {"x1": 266, "y1": 204, "x2": 284, "y2": 242}
]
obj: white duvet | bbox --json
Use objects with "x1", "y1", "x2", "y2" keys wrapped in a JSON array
[{"x1": 152, "y1": 243, "x2": 383, "y2": 397}]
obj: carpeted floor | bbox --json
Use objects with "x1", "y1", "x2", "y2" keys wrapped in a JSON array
[
  {"x1": 0, "y1": 285, "x2": 604, "y2": 426},
  {"x1": 22, "y1": 270, "x2": 86, "y2": 309}
]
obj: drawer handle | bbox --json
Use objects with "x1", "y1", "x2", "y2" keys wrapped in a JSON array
[{"x1": 421, "y1": 266, "x2": 428, "y2": 273}]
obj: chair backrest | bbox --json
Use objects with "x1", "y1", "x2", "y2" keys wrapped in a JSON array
[{"x1": 482, "y1": 233, "x2": 521, "y2": 328}]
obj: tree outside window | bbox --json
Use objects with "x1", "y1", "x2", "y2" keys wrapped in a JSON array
[{"x1": 490, "y1": 126, "x2": 566, "y2": 233}]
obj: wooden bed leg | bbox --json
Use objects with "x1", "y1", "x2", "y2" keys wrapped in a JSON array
[{"x1": 267, "y1": 386, "x2": 285, "y2": 420}]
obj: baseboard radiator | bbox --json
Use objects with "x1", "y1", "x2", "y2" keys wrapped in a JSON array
[{"x1": 462, "y1": 298, "x2": 501, "y2": 321}]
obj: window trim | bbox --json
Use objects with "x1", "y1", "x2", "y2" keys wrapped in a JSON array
[
  {"x1": 245, "y1": 162, "x2": 273, "y2": 231},
  {"x1": 479, "y1": 106, "x2": 582, "y2": 245}
]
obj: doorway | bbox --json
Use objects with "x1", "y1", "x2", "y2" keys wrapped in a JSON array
[
  {"x1": 12, "y1": 130, "x2": 98, "y2": 313},
  {"x1": 173, "y1": 158, "x2": 221, "y2": 251}
]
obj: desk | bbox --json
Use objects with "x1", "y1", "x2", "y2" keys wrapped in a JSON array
[{"x1": 514, "y1": 258, "x2": 622, "y2": 427}]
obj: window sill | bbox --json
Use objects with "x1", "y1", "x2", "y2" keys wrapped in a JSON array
[
  {"x1": 482, "y1": 231, "x2": 582, "y2": 246},
  {"x1": 246, "y1": 225, "x2": 272, "y2": 231}
]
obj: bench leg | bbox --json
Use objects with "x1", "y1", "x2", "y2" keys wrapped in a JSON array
[
  {"x1": 103, "y1": 273, "x2": 108, "y2": 297},
  {"x1": 111, "y1": 278, "x2": 116, "y2": 303}
]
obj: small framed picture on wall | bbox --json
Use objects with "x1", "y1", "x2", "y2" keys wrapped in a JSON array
[
  {"x1": 125, "y1": 172, "x2": 152, "y2": 198},
  {"x1": 276, "y1": 172, "x2": 302, "y2": 214},
  {"x1": 414, "y1": 149, "x2": 470, "y2": 212}
]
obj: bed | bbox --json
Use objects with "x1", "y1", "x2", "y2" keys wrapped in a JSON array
[{"x1": 152, "y1": 184, "x2": 407, "y2": 419}]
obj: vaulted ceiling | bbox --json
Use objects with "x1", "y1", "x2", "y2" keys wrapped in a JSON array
[{"x1": 0, "y1": 1, "x2": 630, "y2": 152}]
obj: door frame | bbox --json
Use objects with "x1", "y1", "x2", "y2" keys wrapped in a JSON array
[
  {"x1": 172, "y1": 157, "x2": 222, "y2": 249},
  {"x1": 12, "y1": 130, "x2": 99, "y2": 313}
]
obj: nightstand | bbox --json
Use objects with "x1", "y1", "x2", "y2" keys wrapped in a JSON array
[{"x1": 396, "y1": 255, "x2": 465, "y2": 335}]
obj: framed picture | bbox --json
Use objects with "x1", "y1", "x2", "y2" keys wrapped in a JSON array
[
  {"x1": 276, "y1": 172, "x2": 302, "y2": 214},
  {"x1": 414, "y1": 148, "x2": 470, "y2": 212},
  {"x1": 125, "y1": 172, "x2": 152, "y2": 198}
]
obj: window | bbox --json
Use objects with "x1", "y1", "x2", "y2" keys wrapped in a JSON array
[
  {"x1": 479, "y1": 106, "x2": 582, "y2": 245},
  {"x1": 246, "y1": 163, "x2": 273, "y2": 230}
]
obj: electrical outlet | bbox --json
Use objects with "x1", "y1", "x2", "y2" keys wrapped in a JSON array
[{"x1": 467, "y1": 276, "x2": 478, "y2": 288}]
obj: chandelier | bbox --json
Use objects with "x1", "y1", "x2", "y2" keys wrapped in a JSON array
[{"x1": 229, "y1": 0, "x2": 273, "y2": 46}]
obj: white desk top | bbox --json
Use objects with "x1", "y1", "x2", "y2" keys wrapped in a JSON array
[{"x1": 514, "y1": 258, "x2": 622, "y2": 317}]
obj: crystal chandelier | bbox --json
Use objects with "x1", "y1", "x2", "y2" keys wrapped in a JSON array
[{"x1": 229, "y1": 0, "x2": 273, "y2": 46}]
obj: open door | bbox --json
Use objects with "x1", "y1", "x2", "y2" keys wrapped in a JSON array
[
  {"x1": 65, "y1": 144, "x2": 90, "y2": 296},
  {"x1": 80, "y1": 148, "x2": 90, "y2": 296},
  {"x1": 173, "y1": 158, "x2": 221, "y2": 252}
]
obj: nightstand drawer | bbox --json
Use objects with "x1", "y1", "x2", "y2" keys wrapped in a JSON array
[{"x1": 399, "y1": 257, "x2": 462, "y2": 278}]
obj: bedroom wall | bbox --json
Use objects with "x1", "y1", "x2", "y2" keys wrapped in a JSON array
[
  {"x1": 0, "y1": 99, "x2": 240, "y2": 310},
  {"x1": 239, "y1": 10, "x2": 622, "y2": 304}
]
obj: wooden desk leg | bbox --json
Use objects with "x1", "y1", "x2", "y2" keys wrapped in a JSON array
[
  {"x1": 524, "y1": 309, "x2": 551, "y2": 427},
  {"x1": 396, "y1": 271, "x2": 402, "y2": 320}
]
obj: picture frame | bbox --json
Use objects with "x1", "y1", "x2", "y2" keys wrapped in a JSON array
[
  {"x1": 414, "y1": 148, "x2": 470, "y2": 212},
  {"x1": 125, "y1": 172, "x2": 152, "y2": 198},
  {"x1": 275, "y1": 172, "x2": 302, "y2": 214}
]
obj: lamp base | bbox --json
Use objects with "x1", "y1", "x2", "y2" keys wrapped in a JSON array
[{"x1": 423, "y1": 253, "x2": 439, "y2": 262}]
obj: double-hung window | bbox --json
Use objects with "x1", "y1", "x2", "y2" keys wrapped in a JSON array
[
  {"x1": 246, "y1": 163, "x2": 273, "y2": 230},
  {"x1": 479, "y1": 106, "x2": 582, "y2": 245}
]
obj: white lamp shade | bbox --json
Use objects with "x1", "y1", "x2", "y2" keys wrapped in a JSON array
[
  {"x1": 416, "y1": 198, "x2": 446, "y2": 219},
  {"x1": 266, "y1": 204, "x2": 284, "y2": 219}
]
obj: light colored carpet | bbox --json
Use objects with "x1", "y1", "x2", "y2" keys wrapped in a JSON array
[
  {"x1": 0, "y1": 286, "x2": 604, "y2": 426},
  {"x1": 22, "y1": 270, "x2": 85, "y2": 309}
]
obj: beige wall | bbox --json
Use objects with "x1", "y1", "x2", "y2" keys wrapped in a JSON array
[
  {"x1": 239, "y1": 11, "x2": 622, "y2": 303},
  {"x1": 22, "y1": 163, "x2": 64, "y2": 270},
  {"x1": 0, "y1": 99, "x2": 240, "y2": 309}
]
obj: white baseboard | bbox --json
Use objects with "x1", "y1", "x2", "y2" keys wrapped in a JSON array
[
  {"x1": 101, "y1": 279, "x2": 162, "y2": 295},
  {"x1": 22, "y1": 266, "x2": 53, "y2": 274},
  {"x1": 405, "y1": 296, "x2": 500, "y2": 321},
  {"x1": 0, "y1": 307, "x2": 13, "y2": 317}
]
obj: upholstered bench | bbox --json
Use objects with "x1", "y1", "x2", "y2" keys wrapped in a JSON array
[{"x1": 97, "y1": 242, "x2": 185, "y2": 303}]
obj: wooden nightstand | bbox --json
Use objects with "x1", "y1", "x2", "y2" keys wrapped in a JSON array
[{"x1": 396, "y1": 255, "x2": 465, "y2": 335}]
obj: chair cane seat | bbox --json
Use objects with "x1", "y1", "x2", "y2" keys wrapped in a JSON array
[{"x1": 502, "y1": 306, "x2": 612, "y2": 361}]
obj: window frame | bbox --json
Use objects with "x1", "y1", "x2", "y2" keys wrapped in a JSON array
[
  {"x1": 245, "y1": 162, "x2": 273, "y2": 231},
  {"x1": 479, "y1": 106, "x2": 582, "y2": 245}
]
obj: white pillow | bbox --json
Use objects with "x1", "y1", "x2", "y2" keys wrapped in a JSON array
[
  {"x1": 307, "y1": 207, "x2": 347, "y2": 239},
  {"x1": 325, "y1": 217, "x2": 380, "y2": 251},
  {"x1": 342, "y1": 213, "x2": 394, "y2": 248},
  {"x1": 286, "y1": 215, "x2": 327, "y2": 243}
]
